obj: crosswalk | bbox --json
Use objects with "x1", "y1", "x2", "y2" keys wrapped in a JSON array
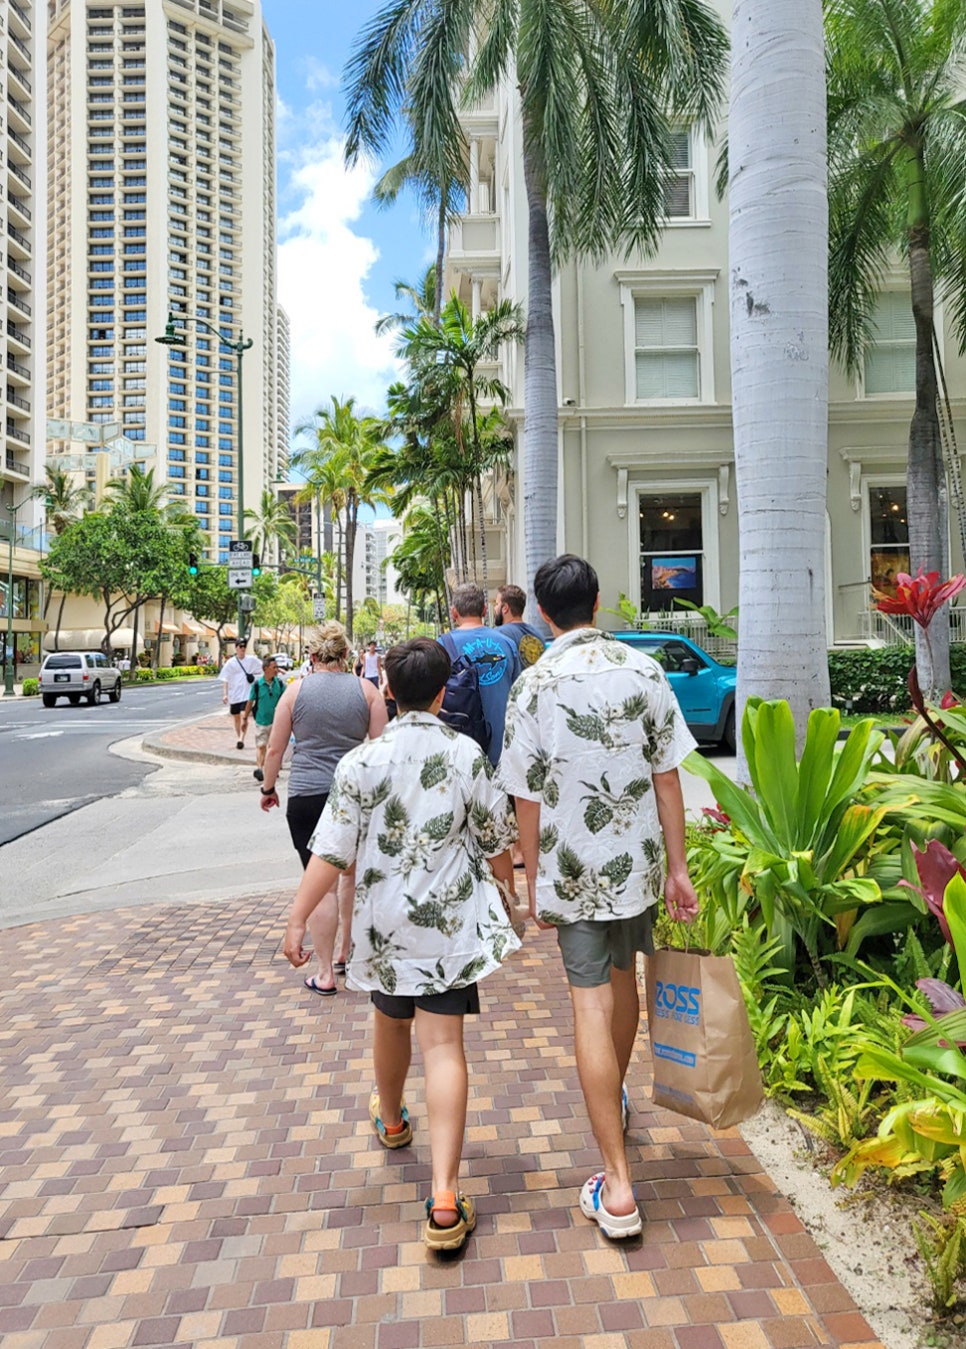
[{"x1": 9, "y1": 718, "x2": 175, "y2": 740}]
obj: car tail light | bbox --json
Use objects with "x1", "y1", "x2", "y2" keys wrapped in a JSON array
[{"x1": 83, "y1": 674, "x2": 89, "y2": 681}]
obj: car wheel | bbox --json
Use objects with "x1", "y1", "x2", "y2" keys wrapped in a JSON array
[
  {"x1": 88, "y1": 681, "x2": 101, "y2": 706},
  {"x1": 42, "y1": 693, "x2": 56, "y2": 708},
  {"x1": 109, "y1": 680, "x2": 121, "y2": 703},
  {"x1": 68, "y1": 694, "x2": 81, "y2": 706},
  {"x1": 722, "y1": 705, "x2": 736, "y2": 753}
]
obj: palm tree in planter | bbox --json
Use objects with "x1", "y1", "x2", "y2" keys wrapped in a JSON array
[
  {"x1": 344, "y1": 0, "x2": 728, "y2": 610},
  {"x1": 826, "y1": 0, "x2": 966, "y2": 698}
]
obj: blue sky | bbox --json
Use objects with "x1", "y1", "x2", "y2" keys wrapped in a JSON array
[{"x1": 262, "y1": 0, "x2": 433, "y2": 438}]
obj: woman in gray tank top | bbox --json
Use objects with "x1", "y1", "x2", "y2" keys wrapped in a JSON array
[{"x1": 258, "y1": 621, "x2": 387, "y2": 994}]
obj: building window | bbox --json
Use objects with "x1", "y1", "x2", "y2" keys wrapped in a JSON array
[
  {"x1": 634, "y1": 298, "x2": 699, "y2": 399},
  {"x1": 665, "y1": 130, "x2": 694, "y2": 218},
  {"x1": 864, "y1": 292, "x2": 915, "y2": 395},
  {"x1": 869, "y1": 485, "x2": 909, "y2": 597},
  {"x1": 619, "y1": 272, "x2": 717, "y2": 406},
  {"x1": 639, "y1": 492, "x2": 704, "y2": 613}
]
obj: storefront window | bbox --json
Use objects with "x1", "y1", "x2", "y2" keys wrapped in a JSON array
[
  {"x1": 869, "y1": 485, "x2": 908, "y2": 597},
  {"x1": 639, "y1": 492, "x2": 704, "y2": 612}
]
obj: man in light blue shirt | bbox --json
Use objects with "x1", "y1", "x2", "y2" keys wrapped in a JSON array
[{"x1": 440, "y1": 583, "x2": 520, "y2": 765}]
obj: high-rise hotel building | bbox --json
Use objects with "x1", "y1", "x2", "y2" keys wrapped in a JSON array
[
  {"x1": 1, "y1": 0, "x2": 44, "y2": 517},
  {"x1": 46, "y1": 0, "x2": 279, "y2": 562}
]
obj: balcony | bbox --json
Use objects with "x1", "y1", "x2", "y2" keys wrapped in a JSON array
[
  {"x1": 7, "y1": 128, "x2": 31, "y2": 162},
  {"x1": 8, "y1": 62, "x2": 31, "y2": 97},
  {"x1": 6, "y1": 321, "x2": 31, "y2": 350},
  {"x1": 6, "y1": 223, "x2": 31, "y2": 258},
  {"x1": 4, "y1": 449, "x2": 29, "y2": 477},
  {"x1": 8, "y1": 31, "x2": 30, "y2": 63},
  {"x1": 6, "y1": 353, "x2": 29, "y2": 382},
  {"x1": 7, "y1": 255, "x2": 31, "y2": 286},
  {"x1": 7, "y1": 96, "x2": 31, "y2": 132},
  {"x1": 447, "y1": 214, "x2": 500, "y2": 270},
  {"x1": 9, "y1": 1, "x2": 31, "y2": 36},
  {"x1": 7, "y1": 289, "x2": 30, "y2": 317},
  {"x1": 6, "y1": 421, "x2": 30, "y2": 445},
  {"x1": 8, "y1": 161, "x2": 30, "y2": 191},
  {"x1": 7, "y1": 387, "x2": 29, "y2": 412},
  {"x1": 8, "y1": 195, "x2": 31, "y2": 224}
]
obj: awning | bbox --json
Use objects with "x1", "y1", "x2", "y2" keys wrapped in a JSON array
[{"x1": 44, "y1": 627, "x2": 136, "y2": 651}]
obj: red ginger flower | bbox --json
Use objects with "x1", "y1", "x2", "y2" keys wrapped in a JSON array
[
  {"x1": 872, "y1": 568, "x2": 966, "y2": 629},
  {"x1": 898, "y1": 838, "x2": 959, "y2": 945}
]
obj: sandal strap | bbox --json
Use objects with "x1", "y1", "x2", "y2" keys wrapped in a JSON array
[{"x1": 425, "y1": 1190, "x2": 467, "y2": 1222}]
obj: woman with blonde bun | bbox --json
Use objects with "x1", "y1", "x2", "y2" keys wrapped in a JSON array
[{"x1": 259, "y1": 621, "x2": 388, "y2": 995}]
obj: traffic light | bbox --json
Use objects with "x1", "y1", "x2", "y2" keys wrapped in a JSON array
[
  {"x1": 252, "y1": 552, "x2": 261, "y2": 577},
  {"x1": 188, "y1": 552, "x2": 199, "y2": 575}
]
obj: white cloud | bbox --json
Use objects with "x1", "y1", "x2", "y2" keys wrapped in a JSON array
[{"x1": 277, "y1": 107, "x2": 402, "y2": 441}]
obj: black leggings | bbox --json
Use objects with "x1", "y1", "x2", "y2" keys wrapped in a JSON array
[{"x1": 286, "y1": 792, "x2": 329, "y2": 869}]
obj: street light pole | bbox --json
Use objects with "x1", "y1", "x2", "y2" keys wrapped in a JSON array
[
  {"x1": 3, "y1": 495, "x2": 28, "y2": 697},
  {"x1": 155, "y1": 310, "x2": 253, "y2": 642}
]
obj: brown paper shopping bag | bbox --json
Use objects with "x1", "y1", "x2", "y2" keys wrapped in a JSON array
[{"x1": 645, "y1": 946, "x2": 763, "y2": 1129}]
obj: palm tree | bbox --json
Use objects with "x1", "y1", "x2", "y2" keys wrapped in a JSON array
[
  {"x1": 344, "y1": 0, "x2": 728, "y2": 607},
  {"x1": 729, "y1": 0, "x2": 831, "y2": 751},
  {"x1": 826, "y1": 0, "x2": 966, "y2": 698},
  {"x1": 373, "y1": 149, "x2": 461, "y2": 326},
  {"x1": 32, "y1": 467, "x2": 93, "y2": 637},
  {"x1": 390, "y1": 503, "x2": 448, "y2": 627},
  {"x1": 292, "y1": 398, "x2": 392, "y2": 639},
  {"x1": 244, "y1": 488, "x2": 297, "y2": 565},
  {"x1": 102, "y1": 464, "x2": 170, "y2": 513},
  {"x1": 32, "y1": 466, "x2": 91, "y2": 538},
  {"x1": 401, "y1": 295, "x2": 524, "y2": 595},
  {"x1": 375, "y1": 266, "x2": 439, "y2": 337}
]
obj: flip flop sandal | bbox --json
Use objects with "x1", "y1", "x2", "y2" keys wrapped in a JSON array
[
  {"x1": 303, "y1": 976, "x2": 337, "y2": 997},
  {"x1": 333, "y1": 961, "x2": 347, "y2": 976},
  {"x1": 579, "y1": 1173, "x2": 642, "y2": 1239},
  {"x1": 423, "y1": 1191, "x2": 477, "y2": 1251},
  {"x1": 369, "y1": 1092, "x2": 412, "y2": 1149}
]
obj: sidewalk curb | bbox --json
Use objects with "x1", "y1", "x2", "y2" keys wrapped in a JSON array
[{"x1": 141, "y1": 710, "x2": 245, "y2": 767}]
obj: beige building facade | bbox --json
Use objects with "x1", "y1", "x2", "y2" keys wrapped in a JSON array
[
  {"x1": 46, "y1": 0, "x2": 279, "y2": 567},
  {"x1": 445, "y1": 13, "x2": 966, "y2": 646}
]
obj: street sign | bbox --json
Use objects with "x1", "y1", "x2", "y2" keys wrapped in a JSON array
[
  {"x1": 312, "y1": 596, "x2": 326, "y2": 621},
  {"x1": 229, "y1": 539, "x2": 253, "y2": 556},
  {"x1": 228, "y1": 567, "x2": 253, "y2": 590}
]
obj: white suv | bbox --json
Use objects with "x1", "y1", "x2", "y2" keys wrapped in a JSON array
[{"x1": 39, "y1": 651, "x2": 123, "y2": 707}]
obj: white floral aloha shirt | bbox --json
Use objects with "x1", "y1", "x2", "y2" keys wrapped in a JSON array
[
  {"x1": 308, "y1": 711, "x2": 521, "y2": 996},
  {"x1": 498, "y1": 627, "x2": 697, "y2": 926}
]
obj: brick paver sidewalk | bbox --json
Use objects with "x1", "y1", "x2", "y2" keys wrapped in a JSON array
[{"x1": 0, "y1": 894, "x2": 884, "y2": 1349}]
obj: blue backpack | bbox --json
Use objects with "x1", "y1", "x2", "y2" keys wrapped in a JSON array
[{"x1": 438, "y1": 632, "x2": 491, "y2": 753}]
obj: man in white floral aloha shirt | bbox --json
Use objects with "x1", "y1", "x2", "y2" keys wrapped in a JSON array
[
  {"x1": 283, "y1": 638, "x2": 520, "y2": 1252},
  {"x1": 499, "y1": 554, "x2": 699, "y2": 1240}
]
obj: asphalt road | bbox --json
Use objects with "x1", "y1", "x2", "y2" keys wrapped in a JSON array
[{"x1": 0, "y1": 678, "x2": 222, "y2": 846}]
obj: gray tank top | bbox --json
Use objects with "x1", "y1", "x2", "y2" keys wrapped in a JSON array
[{"x1": 288, "y1": 672, "x2": 371, "y2": 796}]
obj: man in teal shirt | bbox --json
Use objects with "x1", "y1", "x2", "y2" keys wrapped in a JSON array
[
  {"x1": 243, "y1": 655, "x2": 284, "y2": 782},
  {"x1": 440, "y1": 583, "x2": 521, "y2": 766}
]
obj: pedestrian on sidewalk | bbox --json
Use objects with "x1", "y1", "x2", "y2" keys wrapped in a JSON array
[
  {"x1": 242, "y1": 655, "x2": 284, "y2": 783},
  {"x1": 499, "y1": 554, "x2": 699, "y2": 1240},
  {"x1": 261, "y1": 621, "x2": 387, "y2": 994},
  {"x1": 283, "y1": 637, "x2": 520, "y2": 1251},
  {"x1": 440, "y1": 582, "x2": 520, "y2": 767},
  {"x1": 494, "y1": 583, "x2": 546, "y2": 669},
  {"x1": 217, "y1": 637, "x2": 262, "y2": 749},
  {"x1": 362, "y1": 640, "x2": 382, "y2": 687}
]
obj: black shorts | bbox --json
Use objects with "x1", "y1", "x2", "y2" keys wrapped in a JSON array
[
  {"x1": 286, "y1": 792, "x2": 329, "y2": 870},
  {"x1": 371, "y1": 983, "x2": 481, "y2": 1019},
  {"x1": 229, "y1": 700, "x2": 247, "y2": 716}
]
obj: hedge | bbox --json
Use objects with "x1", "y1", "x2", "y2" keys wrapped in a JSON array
[{"x1": 827, "y1": 644, "x2": 966, "y2": 713}]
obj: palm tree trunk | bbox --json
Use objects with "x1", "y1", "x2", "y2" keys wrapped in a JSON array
[
  {"x1": 430, "y1": 495, "x2": 453, "y2": 612},
  {"x1": 154, "y1": 596, "x2": 166, "y2": 672},
  {"x1": 345, "y1": 497, "x2": 357, "y2": 641},
  {"x1": 334, "y1": 514, "x2": 343, "y2": 622},
  {"x1": 907, "y1": 211, "x2": 950, "y2": 697},
  {"x1": 54, "y1": 590, "x2": 67, "y2": 651},
  {"x1": 433, "y1": 197, "x2": 446, "y2": 326},
  {"x1": 130, "y1": 602, "x2": 140, "y2": 673},
  {"x1": 521, "y1": 132, "x2": 558, "y2": 635},
  {"x1": 729, "y1": 0, "x2": 830, "y2": 758},
  {"x1": 467, "y1": 380, "x2": 490, "y2": 599}
]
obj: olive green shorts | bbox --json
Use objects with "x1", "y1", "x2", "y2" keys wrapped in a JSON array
[{"x1": 556, "y1": 910, "x2": 655, "y2": 988}]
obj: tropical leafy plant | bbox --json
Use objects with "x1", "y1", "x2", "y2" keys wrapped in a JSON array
[{"x1": 686, "y1": 699, "x2": 902, "y2": 981}]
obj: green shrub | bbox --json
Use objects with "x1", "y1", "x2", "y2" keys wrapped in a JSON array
[
  {"x1": 21, "y1": 677, "x2": 39, "y2": 696},
  {"x1": 134, "y1": 668, "x2": 153, "y2": 682},
  {"x1": 827, "y1": 645, "x2": 966, "y2": 714}
]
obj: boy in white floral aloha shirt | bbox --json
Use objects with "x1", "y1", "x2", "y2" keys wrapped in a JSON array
[
  {"x1": 283, "y1": 638, "x2": 520, "y2": 1251},
  {"x1": 499, "y1": 554, "x2": 699, "y2": 1240}
]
